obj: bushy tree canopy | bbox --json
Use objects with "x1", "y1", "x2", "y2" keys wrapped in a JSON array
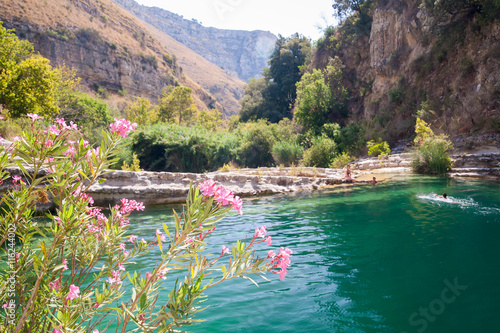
[
  {"x1": 0, "y1": 22, "x2": 78, "y2": 117},
  {"x1": 157, "y1": 86, "x2": 198, "y2": 124},
  {"x1": 239, "y1": 34, "x2": 311, "y2": 123}
]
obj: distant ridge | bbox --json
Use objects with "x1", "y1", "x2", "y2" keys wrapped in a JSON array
[
  {"x1": 0, "y1": 0, "x2": 246, "y2": 116},
  {"x1": 113, "y1": 0, "x2": 277, "y2": 81}
]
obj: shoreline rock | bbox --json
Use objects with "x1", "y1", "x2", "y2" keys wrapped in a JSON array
[{"x1": 1, "y1": 150, "x2": 498, "y2": 207}]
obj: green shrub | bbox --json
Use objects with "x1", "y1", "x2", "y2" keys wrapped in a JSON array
[
  {"x1": 76, "y1": 27, "x2": 102, "y2": 45},
  {"x1": 272, "y1": 141, "x2": 304, "y2": 166},
  {"x1": 58, "y1": 91, "x2": 114, "y2": 145},
  {"x1": 322, "y1": 121, "x2": 365, "y2": 155},
  {"x1": 388, "y1": 86, "x2": 404, "y2": 104},
  {"x1": 330, "y1": 152, "x2": 354, "y2": 169},
  {"x1": 236, "y1": 120, "x2": 278, "y2": 168},
  {"x1": 121, "y1": 153, "x2": 142, "y2": 171},
  {"x1": 367, "y1": 140, "x2": 391, "y2": 157},
  {"x1": 121, "y1": 124, "x2": 240, "y2": 173},
  {"x1": 411, "y1": 136, "x2": 453, "y2": 174},
  {"x1": 302, "y1": 136, "x2": 337, "y2": 167}
]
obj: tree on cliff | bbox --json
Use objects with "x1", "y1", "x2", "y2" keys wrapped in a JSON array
[
  {"x1": 0, "y1": 22, "x2": 78, "y2": 118},
  {"x1": 295, "y1": 57, "x2": 348, "y2": 133},
  {"x1": 332, "y1": 0, "x2": 368, "y2": 19},
  {"x1": 239, "y1": 34, "x2": 311, "y2": 123}
]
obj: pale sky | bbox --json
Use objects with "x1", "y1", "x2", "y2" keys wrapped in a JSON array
[{"x1": 134, "y1": 0, "x2": 337, "y2": 40}]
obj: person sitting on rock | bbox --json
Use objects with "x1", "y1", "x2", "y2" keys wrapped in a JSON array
[{"x1": 344, "y1": 165, "x2": 355, "y2": 182}]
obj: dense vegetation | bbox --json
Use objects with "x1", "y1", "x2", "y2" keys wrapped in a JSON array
[{"x1": 2, "y1": 0, "x2": 499, "y2": 174}]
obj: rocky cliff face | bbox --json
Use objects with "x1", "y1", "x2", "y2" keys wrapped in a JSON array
[
  {"x1": 0, "y1": 0, "x2": 235, "y2": 113},
  {"x1": 4, "y1": 22, "x2": 175, "y2": 101},
  {"x1": 113, "y1": 0, "x2": 277, "y2": 81},
  {"x1": 315, "y1": 1, "x2": 500, "y2": 142}
]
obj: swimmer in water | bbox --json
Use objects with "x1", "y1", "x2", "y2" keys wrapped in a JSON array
[{"x1": 435, "y1": 193, "x2": 448, "y2": 199}]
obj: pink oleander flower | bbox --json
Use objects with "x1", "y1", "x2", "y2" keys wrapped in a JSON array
[
  {"x1": 13, "y1": 136, "x2": 21, "y2": 142},
  {"x1": 44, "y1": 139, "x2": 54, "y2": 147},
  {"x1": 129, "y1": 235, "x2": 138, "y2": 243},
  {"x1": 119, "y1": 244, "x2": 126, "y2": 252},
  {"x1": 49, "y1": 279, "x2": 61, "y2": 292},
  {"x1": 56, "y1": 118, "x2": 66, "y2": 128},
  {"x1": 110, "y1": 118, "x2": 137, "y2": 138},
  {"x1": 48, "y1": 125, "x2": 61, "y2": 136},
  {"x1": 83, "y1": 140, "x2": 89, "y2": 147},
  {"x1": 268, "y1": 247, "x2": 293, "y2": 280},
  {"x1": 64, "y1": 145, "x2": 76, "y2": 157},
  {"x1": 54, "y1": 216, "x2": 62, "y2": 226},
  {"x1": 198, "y1": 179, "x2": 217, "y2": 197},
  {"x1": 146, "y1": 272, "x2": 152, "y2": 280},
  {"x1": 67, "y1": 121, "x2": 78, "y2": 130},
  {"x1": 81, "y1": 193, "x2": 94, "y2": 206},
  {"x1": 230, "y1": 195, "x2": 243, "y2": 215},
  {"x1": 156, "y1": 229, "x2": 167, "y2": 243},
  {"x1": 62, "y1": 259, "x2": 68, "y2": 271},
  {"x1": 255, "y1": 225, "x2": 266, "y2": 238},
  {"x1": 117, "y1": 198, "x2": 145, "y2": 214},
  {"x1": 16, "y1": 253, "x2": 21, "y2": 260},
  {"x1": 0, "y1": 115, "x2": 3, "y2": 120},
  {"x1": 158, "y1": 267, "x2": 168, "y2": 280},
  {"x1": 65, "y1": 285, "x2": 80, "y2": 300},
  {"x1": 266, "y1": 236, "x2": 272, "y2": 246},
  {"x1": 278, "y1": 268, "x2": 287, "y2": 280},
  {"x1": 118, "y1": 263, "x2": 125, "y2": 271},
  {"x1": 214, "y1": 186, "x2": 234, "y2": 206},
  {"x1": 222, "y1": 245, "x2": 230, "y2": 255},
  {"x1": 12, "y1": 175, "x2": 21, "y2": 184},
  {"x1": 93, "y1": 330, "x2": 99, "y2": 333},
  {"x1": 53, "y1": 329, "x2": 62, "y2": 333},
  {"x1": 108, "y1": 270, "x2": 122, "y2": 286},
  {"x1": 86, "y1": 147, "x2": 100, "y2": 159},
  {"x1": 27, "y1": 113, "x2": 43, "y2": 121}
]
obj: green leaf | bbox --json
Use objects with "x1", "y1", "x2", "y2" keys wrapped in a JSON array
[
  {"x1": 40, "y1": 242, "x2": 47, "y2": 259},
  {"x1": 140, "y1": 292, "x2": 147, "y2": 309},
  {"x1": 131, "y1": 288, "x2": 136, "y2": 302},
  {"x1": 157, "y1": 234, "x2": 163, "y2": 253}
]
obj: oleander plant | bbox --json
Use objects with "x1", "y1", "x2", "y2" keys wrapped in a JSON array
[{"x1": 0, "y1": 114, "x2": 292, "y2": 332}]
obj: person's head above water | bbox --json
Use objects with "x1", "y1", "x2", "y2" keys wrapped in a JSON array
[{"x1": 442, "y1": 193, "x2": 447, "y2": 199}]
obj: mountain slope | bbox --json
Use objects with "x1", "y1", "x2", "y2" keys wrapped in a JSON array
[
  {"x1": 131, "y1": 18, "x2": 245, "y2": 115},
  {"x1": 113, "y1": 0, "x2": 277, "y2": 82},
  {"x1": 0, "y1": 0, "x2": 243, "y2": 115}
]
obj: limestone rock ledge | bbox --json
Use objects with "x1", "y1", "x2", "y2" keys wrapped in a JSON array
[{"x1": 89, "y1": 167, "x2": 348, "y2": 206}]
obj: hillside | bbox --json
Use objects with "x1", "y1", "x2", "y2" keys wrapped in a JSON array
[
  {"x1": 312, "y1": 0, "x2": 500, "y2": 143},
  {"x1": 113, "y1": 0, "x2": 277, "y2": 82},
  {"x1": 0, "y1": 0, "x2": 244, "y2": 116}
]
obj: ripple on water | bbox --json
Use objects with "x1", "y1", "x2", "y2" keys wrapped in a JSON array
[{"x1": 110, "y1": 177, "x2": 500, "y2": 333}]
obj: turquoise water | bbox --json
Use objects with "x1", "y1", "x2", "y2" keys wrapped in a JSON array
[{"x1": 122, "y1": 175, "x2": 500, "y2": 333}]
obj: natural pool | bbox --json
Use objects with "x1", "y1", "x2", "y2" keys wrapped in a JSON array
[{"x1": 123, "y1": 175, "x2": 500, "y2": 333}]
